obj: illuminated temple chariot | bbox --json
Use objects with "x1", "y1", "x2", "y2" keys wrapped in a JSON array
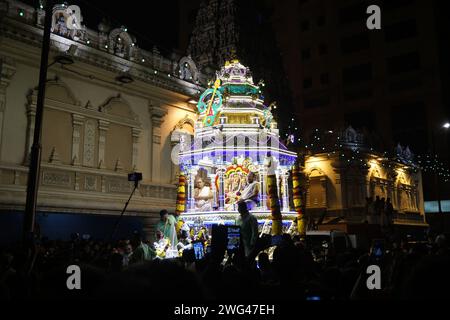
[{"x1": 175, "y1": 60, "x2": 301, "y2": 233}]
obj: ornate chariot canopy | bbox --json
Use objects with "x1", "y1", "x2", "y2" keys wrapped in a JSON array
[
  {"x1": 179, "y1": 60, "x2": 297, "y2": 170},
  {"x1": 178, "y1": 60, "x2": 297, "y2": 216}
]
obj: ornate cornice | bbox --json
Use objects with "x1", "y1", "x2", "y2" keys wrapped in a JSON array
[{"x1": 0, "y1": 14, "x2": 205, "y2": 97}]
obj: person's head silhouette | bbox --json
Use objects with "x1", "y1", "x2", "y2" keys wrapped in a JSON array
[{"x1": 238, "y1": 201, "x2": 249, "y2": 217}]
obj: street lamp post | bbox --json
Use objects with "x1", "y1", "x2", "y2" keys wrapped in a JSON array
[{"x1": 23, "y1": 1, "x2": 53, "y2": 244}]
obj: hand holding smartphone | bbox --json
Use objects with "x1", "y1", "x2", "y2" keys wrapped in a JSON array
[
  {"x1": 226, "y1": 226, "x2": 240, "y2": 252},
  {"x1": 193, "y1": 241, "x2": 205, "y2": 260}
]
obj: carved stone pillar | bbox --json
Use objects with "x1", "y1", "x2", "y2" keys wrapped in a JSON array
[
  {"x1": 0, "y1": 57, "x2": 16, "y2": 160},
  {"x1": 71, "y1": 114, "x2": 84, "y2": 165},
  {"x1": 276, "y1": 170, "x2": 281, "y2": 203},
  {"x1": 187, "y1": 167, "x2": 198, "y2": 212},
  {"x1": 170, "y1": 138, "x2": 179, "y2": 185},
  {"x1": 97, "y1": 120, "x2": 109, "y2": 169},
  {"x1": 131, "y1": 127, "x2": 141, "y2": 171},
  {"x1": 169, "y1": 130, "x2": 184, "y2": 185},
  {"x1": 101, "y1": 175, "x2": 106, "y2": 193},
  {"x1": 217, "y1": 166, "x2": 226, "y2": 211},
  {"x1": 14, "y1": 170, "x2": 20, "y2": 185},
  {"x1": 186, "y1": 172, "x2": 193, "y2": 211},
  {"x1": 74, "y1": 172, "x2": 80, "y2": 191},
  {"x1": 281, "y1": 170, "x2": 290, "y2": 212},
  {"x1": 149, "y1": 101, "x2": 167, "y2": 182},
  {"x1": 259, "y1": 165, "x2": 267, "y2": 210},
  {"x1": 333, "y1": 169, "x2": 345, "y2": 210},
  {"x1": 209, "y1": 172, "x2": 217, "y2": 208},
  {"x1": 83, "y1": 119, "x2": 96, "y2": 167}
]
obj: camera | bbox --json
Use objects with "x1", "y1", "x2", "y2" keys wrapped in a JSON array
[{"x1": 128, "y1": 172, "x2": 142, "y2": 186}]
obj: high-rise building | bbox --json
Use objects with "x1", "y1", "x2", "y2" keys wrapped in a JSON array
[{"x1": 271, "y1": 0, "x2": 450, "y2": 204}]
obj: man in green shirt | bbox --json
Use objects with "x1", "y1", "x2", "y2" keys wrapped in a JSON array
[
  {"x1": 236, "y1": 202, "x2": 259, "y2": 258},
  {"x1": 155, "y1": 209, "x2": 178, "y2": 246}
]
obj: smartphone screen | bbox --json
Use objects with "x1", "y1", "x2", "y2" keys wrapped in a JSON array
[
  {"x1": 226, "y1": 226, "x2": 240, "y2": 252},
  {"x1": 193, "y1": 241, "x2": 205, "y2": 260},
  {"x1": 371, "y1": 239, "x2": 385, "y2": 258},
  {"x1": 306, "y1": 296, "x2": 321, "y2": 301}
]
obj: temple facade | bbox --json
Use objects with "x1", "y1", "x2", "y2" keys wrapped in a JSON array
[
  {"x1": 0, "y1": 0, "x2": 205, "y2": 237},
  {"x1": 302, "y1": 127, "x2": 426, "y2": 229}
]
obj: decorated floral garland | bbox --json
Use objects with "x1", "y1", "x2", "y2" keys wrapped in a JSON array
[
  {"x1": 292, "y1": 164, "x2": 305, "y2": 237},
  {"x1": 175, "y1": 173, "x2": 186, "y2": 216}
]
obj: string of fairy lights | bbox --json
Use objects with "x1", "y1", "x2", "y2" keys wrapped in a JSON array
[
  {"x1": 282, "y1": 121, "x2": 450, "y2": 182},
  {"x1": 417, "y1": 155, "x2": 450, "y2": 183}
]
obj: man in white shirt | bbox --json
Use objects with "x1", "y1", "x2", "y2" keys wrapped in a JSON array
[
  {"x1": 238, "y1": 172, "x2": 259, "y2": 210},
  {"x1": 195, "y1": 178, "x2": 213, "y2": 211}
]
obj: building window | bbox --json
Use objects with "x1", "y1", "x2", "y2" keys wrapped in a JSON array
[
  {"x1": 303, "y1": 77, "x2": 312, "y2": 89},
  {"x1": 300, "y1": 20, "x2": 310, "y2": 31},
  {"x1": 340, "y1": 32, "x2": 370, "y2": 54},
  {"x1": 342, "y1": 63, "x2": 372, "y2": 84},
  {"x1": 320, "y1": 73, "x2": 329, "y2": 85},
  {"x1": 302, "y1": 48, "x2": 311, "y2": 61},
  {"x1": 384, "y1": 20, "x2": 418, "y2": 42},
  {"x1": 386, "y1": 52, "x2": 420, "y2": 75},
  {"x1": 319, "y1": 44, "x2": 328, "y2": 55}
]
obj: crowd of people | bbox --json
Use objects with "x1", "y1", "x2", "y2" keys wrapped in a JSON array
[{"x1": 1, "y1": 209, "x2": 449, "y2": 300}]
